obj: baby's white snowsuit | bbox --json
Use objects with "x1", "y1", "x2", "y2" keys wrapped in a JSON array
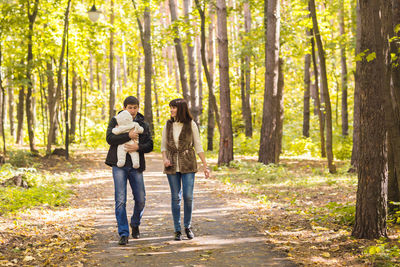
[{"x1": 112, "y1": 110, "x2": 144, "y2": 168}]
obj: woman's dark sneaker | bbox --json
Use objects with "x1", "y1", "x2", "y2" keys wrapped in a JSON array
[
  {"x1": 185, "y1": 228, "x2": 194, "y2": 239},
  {"x1": 130, "y1": 224, "x2": 140, "y2": 239},
  {"x1": 174, "y1": 231, "x2": 182, "y2": 241},
  {"x1": 118, "y1": 236, "x2": 129, "y2": 245}
]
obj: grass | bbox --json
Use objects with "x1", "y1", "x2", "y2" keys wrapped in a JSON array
[
  {"x1": 0, "y1": 150, "x2": 79, "y2": 215},
  {"x1": 211, "y1": 156, "x2": 400, "y2": 266}
]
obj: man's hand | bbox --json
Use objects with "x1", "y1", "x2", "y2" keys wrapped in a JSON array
[
  {"x1": 129, "y1": 129, "x2": 139, "y2": 140},
  {"x1": 125, "y1": 143, "x2": 139, "y2": 152}
]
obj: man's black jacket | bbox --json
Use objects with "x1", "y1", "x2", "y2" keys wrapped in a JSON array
[{"x1": 105, "y1": 112, "x2": 153, "y2": 172}]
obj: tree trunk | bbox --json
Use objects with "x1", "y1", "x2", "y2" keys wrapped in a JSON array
[
  {"x1": 350, "y1": 1, "x2": 361, "y2": 171},
  {"x1": 196, "y1": 36, "x2": 203, "y2": 117},
  {"x1": 184, "y1": 0, "x2": 199, "y2": 123},
  {"x1": 169, "y1": 0, "x2": 190, "y2": 102},
  {"x1": 207, "y1": 6, "x2": 216, "y2": 151},
  {"x1": 303, "y1": 28, "x2": 311, "y2": 138},
  {"x1": 0, "y1": 43, "x2": 6, "y2": 155},
  {"x1": 242, "y1": 0, "x2": 253, "y2": 137},
  {"x1": 276, "y1": 58, "x2": 284, "y2": 155},
  {"x1": 352, "y1": 0, "x2": 388, "y2": 239},
  {"x1": 70, "y1": 67, "x2": 77, "y2": 142},
  {"x1": 16, "y1": 85, "x2": 24, "y2": 145},
  {"x1": 109, "y1": 0, "x2": 116, "y2": 120},
  {"x1": 143, "y1": 2, "x2": 154, "y2": 135},
  {"x1": 137, "y1": 55, "x2": 142, "y2": 102},
  {"x1": 259, "y1": 0, "x2": 280, "y2": 164},
  {"x1": 311, "y1": 34, "x2": 326, "y2": 157},
  {"x1": 26, "y1": 0, "x2": 39, "y2": 153},
  {"x1": 8, "y1": 85, "x2": 14, "y2": 139},
  {"x1": 122, "y1": 35, "x2": 128, "y2": 86},
  {"x1": 216, "y1": 0, "x2": 233, "y2": 165},
  {"x1": 46, "y1": 0, "x2": 71, "y2": 155},
  {"x1": 194, "y1": 0, "x2": 220, "y2": 150},
  {"x1": 89, "y1": 51, "x2": 94, "y2": 91},
  {"x1": 384, "y1": 0, "x2": 400, "y2": 209},
  {"x1": 79, "y1": 77, "x2": 83, "y2": 141},
  {"x1": 339, "y1": 0, "x2": 348, "y2": 136},
  {"x1": 309, "y1": 0, "x2": 336, "y2": 173},
  {"x1": 116, "y1": 55, "x2": 123, "y2": 94},
  {"x1": 132, "y1": 0, "x2": 154, "y2": 134}
]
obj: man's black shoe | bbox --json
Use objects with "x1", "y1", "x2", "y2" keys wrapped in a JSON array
[
  {"x1": 118, "y1": 236, "x2": 129, "y2": 245},
  {"x1": 130, "y1": 224, "x2": 140, "y2": 239},
  {"x1": 185, "y1": 227, "x2": 194, "y2": 239},
  {"x1": 174, "y1": 231, "x2": 182, "y2": 241}
]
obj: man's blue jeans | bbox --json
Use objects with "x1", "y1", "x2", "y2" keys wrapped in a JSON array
[
  {"x1": 112, "y1": 166, "x2": 146, "y2": 237},
  {"x1": 167, "y1": 172, "x2": 195, "y2": 232}
]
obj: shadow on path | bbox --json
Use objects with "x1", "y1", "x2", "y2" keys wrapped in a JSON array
[{"x1": 87, "y1": 153, "x2": 296, "y2": 266}]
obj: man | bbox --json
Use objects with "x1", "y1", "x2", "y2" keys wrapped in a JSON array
[{"x1": 105, "y1": 96, "x2": 153, "y2": 245}]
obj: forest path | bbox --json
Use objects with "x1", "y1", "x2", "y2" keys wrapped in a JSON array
[{"x1": 85, "y1": 152, "x2": 296, "y2": 266}]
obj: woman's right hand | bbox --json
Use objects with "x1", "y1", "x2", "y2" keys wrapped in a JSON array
[{"x1": 164, "y1": 159, "x2": 172, "y2": 167}]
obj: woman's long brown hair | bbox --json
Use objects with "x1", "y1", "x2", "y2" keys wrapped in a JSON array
[{"x1": 169, "y1": 98, "x2": 193, "y2": 123}]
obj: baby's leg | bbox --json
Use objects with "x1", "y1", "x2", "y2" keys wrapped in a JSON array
[
  {"x1": 117, "y1": 144, "x2": 127, "y2": 167},
  {"x1": 130, "y1": 139, "x2": 140, "y2": 169}
]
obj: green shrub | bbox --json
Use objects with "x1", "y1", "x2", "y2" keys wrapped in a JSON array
[
  {"x1": 0, "y1": 164, "x2": 75, "y2": 215},
  {"x1": 333, "y1": 135, "x2": 353, "y2": 160},
  {"x1": 323, "y1": 202, "x2": 355, "y2": 226},
  {"x1": 364, "y1": 242, "x2": 400, "y2": 265},
  {"x1": 233, "y1": 132, "x2": 260, "y2": 155},
  {"x1": 7, "y1": 150, "x2": 36, "y2": 168},
  {"x1": 286, "y1": 137, "x2": 320, "y2": 157}
]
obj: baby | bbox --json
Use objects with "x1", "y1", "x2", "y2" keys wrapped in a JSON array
[{"x1": 112, "y1": 110, "x2": 144, "y2": 168}]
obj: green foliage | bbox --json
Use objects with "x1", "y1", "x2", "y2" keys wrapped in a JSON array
[
  {"x1": 0, "y1": 163, "x2": 76, "y2": 215},
  {"x1": 388, "y1": 201, "x2": 400, "y2": 224},
  {"x1": 0, "y1": 185, "x2": 72, "y2": 215},
  {"x1": 233, "y1": 132, "x2": 260, "y2": 155},
  {"x1": 364, "y1": 242, "x2": 400, "y2": 266},
  {"x1": 7, "y1": 150, "x2": 38, "y2": 168},
  {"x1": 321, "y1": 201, "x2": 355, "y2": 226},
  {"x1": 333, "y1": 135, "x2": 353, "y2": 160},
  {"x1": 286, "y1": 137, "x2": 320, "y2": 157}
]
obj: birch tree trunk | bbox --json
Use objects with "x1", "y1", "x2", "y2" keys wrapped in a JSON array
[{"x1": 217, "y1": 0, "x2": 233, "y2": 165}]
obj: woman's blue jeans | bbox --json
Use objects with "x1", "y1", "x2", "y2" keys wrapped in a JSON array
[
  {"x1": 112, "y1": 166, "x2": 146, "y2": 237},
  {"x1": 167, "y1": 172, "x2": 195, "y2": 232}
]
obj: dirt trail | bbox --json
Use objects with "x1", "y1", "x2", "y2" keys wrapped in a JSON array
[{"x1": 86, "y1": 152, "x2": 296, "y2": 266}]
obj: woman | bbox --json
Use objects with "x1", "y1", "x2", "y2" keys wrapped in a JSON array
[{"x1": 161, "y1": 98, "x2": 210, "y2": 241}]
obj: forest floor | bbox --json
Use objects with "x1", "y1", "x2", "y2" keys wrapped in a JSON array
[{"x1": 0, "y1": 149, "x2": 399, "y2": 266}]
